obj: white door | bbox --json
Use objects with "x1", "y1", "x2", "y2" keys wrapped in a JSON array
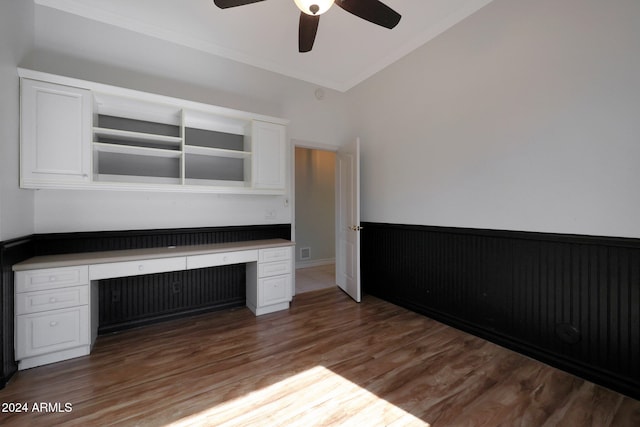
[{"x1": 336, "y1": 138, "x2": 361, "y2": 302}]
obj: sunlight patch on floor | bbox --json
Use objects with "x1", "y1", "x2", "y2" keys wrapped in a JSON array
[{"x1": 168, "y1": 365, "x2": 430, "y2": 426}]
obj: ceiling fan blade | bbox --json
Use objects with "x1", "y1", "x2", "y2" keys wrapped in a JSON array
[
  {"x1": 335, "y1": 0, "x2": 401, "y2": 29},
  {"x1": 299, "y1": 12, "x2": 320, "y2": 53},
  {"x1": 213, "y1": 0, "x2": 266, "y2": 9}
]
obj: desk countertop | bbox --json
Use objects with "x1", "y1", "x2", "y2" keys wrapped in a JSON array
[{"x1": 13, "y1": 239, "x2": 294, "y2": 271}]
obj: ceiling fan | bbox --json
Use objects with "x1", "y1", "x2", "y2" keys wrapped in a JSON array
[{"x1": 213, "y1": 0, "x2": 401, "y2": 53}]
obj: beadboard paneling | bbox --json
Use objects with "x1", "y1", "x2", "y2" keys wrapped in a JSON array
[
  {"x1": 98, "y1": 265, "x2": 246, "y2": 334},
  {"x1": 0, "y1": 237, "x2": 35, "y2": 388},
  {"x1": 361, "y1": 222, "x2": 640, "y2": 400},
  {"x1": 33, "y1": 224, "x2": 291, "y2": 255}
]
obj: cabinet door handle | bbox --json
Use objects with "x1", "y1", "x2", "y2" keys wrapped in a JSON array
[
  {"x1": 49, "y1": 321, "x2": 58, "y2": 327},
  {"x1": 350, "y1": 225, "x2": 364, "y2": 231},
  {"x1": 138, "y1": 265, "x2": 144, "y2": 271}
]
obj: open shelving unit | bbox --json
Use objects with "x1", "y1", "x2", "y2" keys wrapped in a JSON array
[
  {"x1": 92, "y1": 93, "x2": 184, "y2": 186},
  {"x1": 183, "y1": 111, "x2": 252, "y2": 187},
  {"x1": 91, "y1": 94, "x2": 261, "y2": 189}
]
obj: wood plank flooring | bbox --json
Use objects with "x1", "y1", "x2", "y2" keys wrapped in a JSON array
[
  {"x1": 1, "y1": 287, "x2": 638, "y2": 426},
  {"x1": 295, "y1": 263, "x2": 335, "y2": 294}
]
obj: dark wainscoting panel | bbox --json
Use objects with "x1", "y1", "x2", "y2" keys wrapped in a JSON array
[
  {"x1": 0, "y1": 237, "x2": 35, "y2": 388},
  {"x1": 98, "y1": 265, "x2": 246, "y2": 334},
  {"x1": 33, "y1": 224, "x2": 292, "y2": 255},
  {"x1": 0, "y1": 224, "x2": 290, "y2": 388},
  {"x1": 361, "y1": 222, "x2": 640, "y2": 400}
]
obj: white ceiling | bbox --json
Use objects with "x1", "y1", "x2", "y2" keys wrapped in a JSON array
[{"x1": 35, "y1": 0, "x2": 495, "y2": 92}]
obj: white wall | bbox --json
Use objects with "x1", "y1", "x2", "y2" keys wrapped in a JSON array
[
  {"x1": 0, "y1": 0, "x2": 35, "y2": 241},
  {"x1": 10, "y1": 0, "x2": 639, "y2": 239},
  {"x1": 20, "y1": 5, "x2": 350, "y2": 234},
  {"x1": 348, "y1": 0, "x2": 640, "y2": 238}
]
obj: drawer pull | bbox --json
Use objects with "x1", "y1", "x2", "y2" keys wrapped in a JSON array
[
  {"x1": 49, "y1": 276, "x2": 57, "y2": 282},
  {"x1": 138, "y1": 265, "x2": 144, "y2": 271},
  {"x1": 49, "y1": 321, "x2": 58, "y2": 327},
  {"x1": 49, "y1": 297, "x2": 57, "y2": 303}
]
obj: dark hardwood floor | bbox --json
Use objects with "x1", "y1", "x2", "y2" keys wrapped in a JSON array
[{"x1": 1, "y1": 287, "x2": 638, "y2": 426}]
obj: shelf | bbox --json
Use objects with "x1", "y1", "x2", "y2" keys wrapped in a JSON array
[
  {"x1": 184, "y1": 145, "x2": 251, "y2": 159},
  {"x1": 95, "y1": 174, "x2": 181, "y2": 185},
  {"x1": 184, "y1": 178, "x2": 246, "y2": 187},
  {"x1": 93, "y1": 142, "x2": 182, "y2": 159},
  {"x1": 184, "y1": 153, "x2": 245, "y2": 182},
  {"x1": 93, "y1": 127, "x2": 182, "y2": 148},
  {"x1": 94, "y1": 92, "x2": 183, "y2": 126},
  {"x1": 184, "y1": 109, "x2": 249, "y2": 135}
]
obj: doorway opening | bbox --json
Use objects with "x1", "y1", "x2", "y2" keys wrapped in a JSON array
[{"x1": 294, "y1": 146, "x2": 337, "y2": 294}]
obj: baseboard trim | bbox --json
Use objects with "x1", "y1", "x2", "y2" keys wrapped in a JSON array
[{"x1": 296, "y1": 258, "x2": 335, "y2": 269}]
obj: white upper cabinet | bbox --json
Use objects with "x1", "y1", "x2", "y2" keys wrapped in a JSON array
[
  {"x1": 251, "y1": 121, "x2": 287, "y2": 190},
  {"x1": 20, "y1": 79, "x2": 92, "y2": 188},
  {"x1": 18, "y1": 69, "x2": 288, "y2": 194}
]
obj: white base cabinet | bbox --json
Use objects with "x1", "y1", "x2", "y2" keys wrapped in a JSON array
[
  {"x1": 14, "y1": 240, "x2": 294, "y2": 369},
  {"x1": 247, "y1": 246, "x2": 293, "y2": 315},
  {"x1": 14, "y1": 266, "x2": 91, "y2": 370}
]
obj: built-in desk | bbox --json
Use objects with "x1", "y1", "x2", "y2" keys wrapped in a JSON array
[{"x1": 13, "y1": 239, "x2": 294, "y2": 370}]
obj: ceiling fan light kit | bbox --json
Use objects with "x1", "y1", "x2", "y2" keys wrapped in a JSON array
[
  {"x1": 294, "y1": 0, "x2": 335, "y2": 15},
  {"x1": 213, "y1": 0, "x2": 401, "y2": 53}
]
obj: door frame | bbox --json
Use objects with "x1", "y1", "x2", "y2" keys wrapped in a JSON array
[{"x1": 290, "y1": 139, "x2": 340, "y2": 296}]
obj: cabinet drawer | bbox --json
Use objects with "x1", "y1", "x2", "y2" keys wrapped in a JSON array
[
  {"x1": 259, "y1": 247, "x2": 292, "y2": 263},
  {"x1": 187, "y1": 250, "x2": 258, "y2": 270},
  {"x1": 259, "y1": 275, "x2": 291, "y2": 307},
  {"x1": 16, "y1": 266, "x2": 88, "y2": 293},
  {"x1": 258, "y1": 260, "x2": 291, "y2": 278},
  {"x1": 16, "y1": 286, "x2": 89, "y2": 315},
  {"x1": 16, "y1": 306, "x2": 89, "y2": 359},
  {"x1": 89, "y1": 256, "x2": 186, "y2": 280}
]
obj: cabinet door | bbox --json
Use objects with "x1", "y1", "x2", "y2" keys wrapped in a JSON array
[
  {"x1": 15, "y1": 306, "x2": 89, "y2": 359},
  {"x1": 251, "y1": 121, "x2": 286, "y2": 190},
  {"x1": 259, "y1": 275, "x2": 291, "y2": 307},
  {"x1": 20, "y1": 79, "x2": 92, "y2": 188}
]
